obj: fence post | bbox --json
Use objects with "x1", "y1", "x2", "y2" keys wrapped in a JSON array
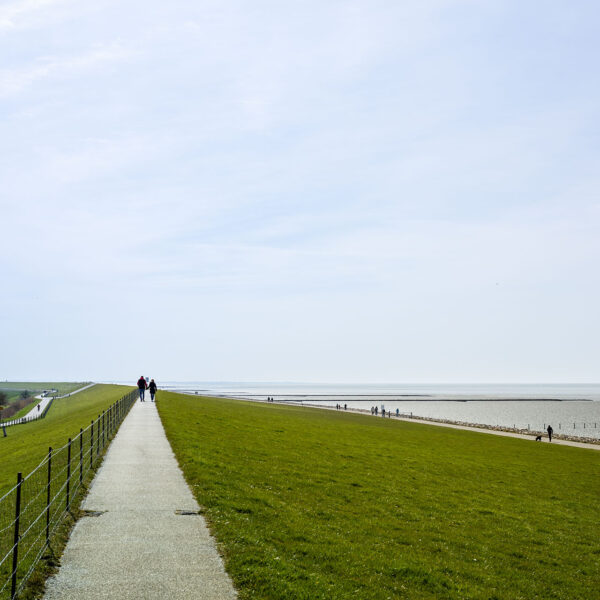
[
  {"x1": 96, "y1": 415, "x2": 100, "y2": 456},
  {"x1": 11, "y1": 472, "x2": 23, "y2": 599},
  {"x1": 46, "y1": 448, "x2": 52, "y2": 546},
  {"x1": 90, "y1": 421, "x2": 94, "y2": 469},
  {"x1": 102, "y1": 411, "x2": 105, "y2": 447},
  {"x1": 79, "y1": 429, "x2": 83, "y2": 484},
  {"x1": 66, "y1": 438, "x2": 72, "y2": 510}
]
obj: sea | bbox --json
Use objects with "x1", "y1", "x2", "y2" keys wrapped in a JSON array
[{"x1": 158, "y1": 382, "x2": 600, "y2": 441}]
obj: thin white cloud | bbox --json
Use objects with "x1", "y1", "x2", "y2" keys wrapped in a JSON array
[
  {"x1": 0, "y1": 41, "x2": 132, "y2": 96},
  {"x1": 0, "y1": 0, "x2": 72, "y2": 30},
  {"x1": 1, "y1": 0, "x2": 600, "y2": 381}
]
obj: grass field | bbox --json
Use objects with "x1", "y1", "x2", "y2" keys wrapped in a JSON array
[
  {"x1": 0, "y1": 391, "x2": 23, "y2": 405},
  {"x1": 0, "y1": 382, "x2": 91, "y2": 424},
  {"x1": 0, "y1": 384, "x2": 136, "y2": 599},
  {"x1": 0, "y1": 382, "x2": 89, "y2": 397},
  {"x1": 158, "y1": 393, "x2": 600, "y2": 600},
  {"x1": 0, "y1": 400, "x2": 37, "y2": 424},
  {"x1": 0, "y1": 384, "x2": 130, "y2": 496}
]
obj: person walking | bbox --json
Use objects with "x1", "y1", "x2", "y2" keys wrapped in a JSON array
[
  {"x1": 149, "y1": 379, "x2": 157, "y2": 402},
  {"x1": 137, "y1": 376, "x2": 147, "y2": 402},
  {"x1": 547, "y1": 424, "x2": 553, "y2": 442}
]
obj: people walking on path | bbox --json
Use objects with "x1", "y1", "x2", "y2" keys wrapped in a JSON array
[
  {"x1": 137, "y1": 376, "x2": 147, "y2": 402},
  {"x1": 149, "y1": 378, "x2": 157, "y2": 402},
  {"x1": 547, "y1": 424, "x2": 553, "y2": 442}
]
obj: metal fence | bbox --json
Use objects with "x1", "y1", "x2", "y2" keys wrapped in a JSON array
[{"x1": 0, "y1": 389, "x2": 137, "y2": 599}]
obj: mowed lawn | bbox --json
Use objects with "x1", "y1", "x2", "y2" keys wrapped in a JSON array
[
  {"x1": 0, "y1": 384, "x2": 131, "y2": 496},
  {"x1": 0, "y1": 382, "x2": 89, "y2": 397},
  {"x1": 158, "y1": 393, "x2": 600, "y2": 600}
]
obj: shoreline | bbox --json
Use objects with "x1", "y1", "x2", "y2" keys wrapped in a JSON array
[
  {"x1": 299, "y1": 402, "x2": 600, "y2": 448},
  {"x1": 175, "y1": 390, "x2": 600, "y2": 449},
  {"x1": 196, "y1": 393, "x2": 600, "y2": 449}
]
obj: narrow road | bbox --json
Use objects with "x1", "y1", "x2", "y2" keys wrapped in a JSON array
[
  {"x1": 2, "y1": 383, "x2": 96, "y2": 427},
  {"x1": 43, "y1": 399, "x2": 237, "y2": 599}
]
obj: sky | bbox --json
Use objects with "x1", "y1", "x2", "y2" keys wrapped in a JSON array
[{"x1": 1, "y1": 0, "x2": 599, "y2": 383}]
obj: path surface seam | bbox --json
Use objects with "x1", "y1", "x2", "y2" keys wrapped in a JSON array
[{"x1": 43, "y1": 400, "x2": 237, "y2": 599}]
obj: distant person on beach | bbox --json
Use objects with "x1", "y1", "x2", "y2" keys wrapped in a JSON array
[
  {"x1": 149, "y1": 379, "x2": 157, "y2": 402},
  {"x1": 547, "y1": 425, "x2": 553, "y2": 442},
  {"x1": 137, "y1": 376, "x2": 147, "y2": 402}
]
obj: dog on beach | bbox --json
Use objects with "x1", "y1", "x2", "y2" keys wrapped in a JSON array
[{"x1": 535, "y1": 435, "x2": 542, "y2": 441}]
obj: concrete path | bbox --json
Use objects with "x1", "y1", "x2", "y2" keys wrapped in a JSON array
[
  {"x1": 1, "y1": 394, "x2": 51, "y2": 427},
  {"x1": 2, "y1": 383, "x2": 97, "y2": 427},
  {"x1": 44, "y1": 400, "x2": 237, "y2": 599}
]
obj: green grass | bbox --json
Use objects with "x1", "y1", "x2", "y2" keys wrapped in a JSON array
[
  {"x1": 0, "y1": 384, "x2": 130, "y2": 496},
  {"x1": 0, "y1": 391, "x2": 23, "y2": 405},
  {"x1": 0, "y1": 382, "x2": 90, "y2": 423},
  {"x1": 0, "y1": 384, "x2": 136, "y2": 599},
  {"x1": 0, "y1": 382, "x2": 89, "y2": 397},
  {"x1": 158, "y1": 393, "x2": 600, "y2": 600},
  {"x1": 0, "y1": 399, "x2": 37, "y2": 424}
]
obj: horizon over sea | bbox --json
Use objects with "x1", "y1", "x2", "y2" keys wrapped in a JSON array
[
  {"x1": 143, "y1": 382, "x2": 600, "y2": 440},
  {"x1": 155, "y1": 381, "x2": 600, "y2": 400}
]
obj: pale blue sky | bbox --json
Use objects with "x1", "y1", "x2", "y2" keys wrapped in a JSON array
[{"x1": 1, "y1": 0, "x2": 599, "y2": 382}]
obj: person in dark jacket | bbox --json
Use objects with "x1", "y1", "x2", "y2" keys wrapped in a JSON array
[
  {"x1": 547, "y1": 424, "x2": 553, "y2": 442},
  {"x1": 137, "y1": 376, "x2": 147, "y2": 402},
  {"x1": 149, "y1": 379, "x2": 157, "y2": 402}
]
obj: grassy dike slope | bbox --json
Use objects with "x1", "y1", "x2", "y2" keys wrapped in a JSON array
[
  {"x1": 158, "y1": 393, "x2": 600, "y2": 600},
  {"x1": 0, "y1": 382, "x2": 89, "y2": 397},
  {"x1": 0, "y1": 384, "x2": 130, "y2": 496}
]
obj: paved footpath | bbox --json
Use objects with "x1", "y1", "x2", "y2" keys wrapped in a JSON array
[
  {"x1": 3, "y1": 383, "x2": 97, "y2": 427},
  {"x1": 44, "y1": 400, "x2": 237, "y2": 600}
]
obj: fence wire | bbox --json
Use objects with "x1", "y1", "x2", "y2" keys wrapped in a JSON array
[{"x1": 0, "y1": 389, "x2": 137, "y2": 599}]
